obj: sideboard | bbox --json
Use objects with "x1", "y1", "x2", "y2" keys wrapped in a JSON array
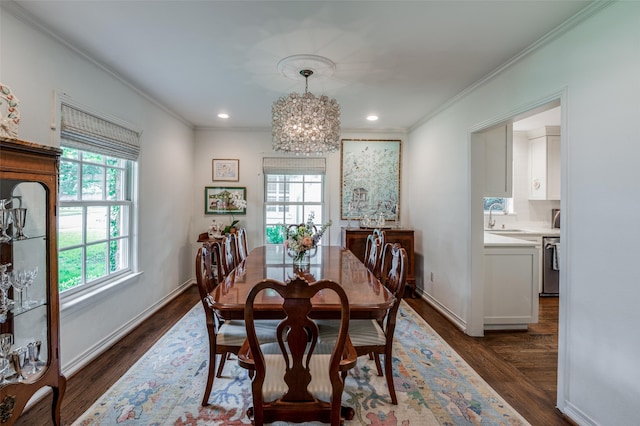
[{"x1": 341, "y1": 227, "x2": 416, "y2": 297}]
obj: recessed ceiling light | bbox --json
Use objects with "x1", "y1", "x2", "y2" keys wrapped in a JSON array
[
  {"x1": 218, "y1": 113, "x2": 229, "y2": 119},
  {"x1": 366, "y1": 115, "x2": 379, "y2": 121}
]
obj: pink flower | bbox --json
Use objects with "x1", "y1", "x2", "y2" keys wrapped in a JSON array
[{"x1": 302, "y1": 237, "x2": 313, "y2": 247}]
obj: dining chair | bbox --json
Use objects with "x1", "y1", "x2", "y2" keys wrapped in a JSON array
[
  {"x1": 320, "y1": 242, "x2": 407, "y2": 405},
  {"x1": 238, "y1": 276, "x2": 357, "y2": 426},
  {"x1": 235, "y1": 227, "x2": 249, "y2": 262},
  {"x1": 195, "y1": 242, "x2": 276, "y2": 406},
  {"x1": 222, "y1": 233, "x2": 238, "y2": 274},
  {"x1": 363, "y1": 233, "x2": 383, "y2": 279}
]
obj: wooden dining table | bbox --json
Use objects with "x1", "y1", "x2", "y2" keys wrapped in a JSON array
[{"x1": 211, "y1": 245, "x2": 394, "y2": 320}]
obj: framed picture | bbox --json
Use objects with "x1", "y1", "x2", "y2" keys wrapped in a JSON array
[
  {"x1": 205, "y1": 186, "x2": 247, "y2": 215},
  {"x1": 212, "y1": 159, "x2": 239, "y2": 181},
  {"x1": 340, "y1": 139, "x2": 401, "y2": 221}
]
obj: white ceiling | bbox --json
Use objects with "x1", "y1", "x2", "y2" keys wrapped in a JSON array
[{"x1": 8, "y1": 1, "x2": 590, "y2": 131}]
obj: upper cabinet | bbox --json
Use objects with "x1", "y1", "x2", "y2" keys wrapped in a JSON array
[
  {"x1": 528, "y1": 126, "x2": 560, "y2": 200},
  {"x1": 483, "y1": 122, "x2": 513, "y2": 197}
]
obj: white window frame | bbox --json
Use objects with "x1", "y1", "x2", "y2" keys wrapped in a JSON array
[
  {"x1": 55, "y1": 94, "x2": 140, "y2": 309},
  {"x1": 262, "y1": 158, "x2": 326, "y2": 246}
]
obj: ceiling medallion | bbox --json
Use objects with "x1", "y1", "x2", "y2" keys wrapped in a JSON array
[{"x1": 272, "y1": 55, "x2": 341, "y2": 156}]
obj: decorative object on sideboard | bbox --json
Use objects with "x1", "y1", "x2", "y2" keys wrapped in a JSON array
[
  {"x1": 272, "y1": 55, "x2": 340, "y2": 156},
  {"x1": 0, "y1": 84, "x2": 20, "y2": 139}
]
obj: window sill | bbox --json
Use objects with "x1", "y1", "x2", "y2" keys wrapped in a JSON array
[{"x1": 60, "y1": 271, "x2": 144, "y2": 316}]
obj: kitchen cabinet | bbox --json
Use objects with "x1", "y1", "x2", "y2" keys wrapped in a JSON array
[
  {"x1": 341, "y1": 228, "x2": 416, "y2": 296},
  {"x1": 483, "y1": 122, "x2": 513, "y2": 197},
  {"x1": 528, "y1": 126, "x2": 560, "y2": 200},
  {"x1": 484, "y1": 234, "x2": 539, "y2": 330},
  {"x1": 0, "y1": 138, "x2": 66, "y2": 424}
]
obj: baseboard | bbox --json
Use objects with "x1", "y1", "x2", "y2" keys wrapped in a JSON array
[
  {"x1": 415, "y1": 288, "x2": 468, "y2": 332},
  {"x1": 561, "y1": 401, "x2": 599, "y2": 426},
  {"x1": 62, "y1": 279, "x2": 195, "y2": 378}
]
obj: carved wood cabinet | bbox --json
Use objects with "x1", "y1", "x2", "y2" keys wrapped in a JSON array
[
  {"x1": 0, "y1": 138, "x2": 66, "y2": 424},
  {"x1": 341, "y1": 227, "x2": 416, "y2": 296}
]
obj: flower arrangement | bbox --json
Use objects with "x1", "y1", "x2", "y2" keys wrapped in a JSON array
[{"x1": 284, "y1": 212, "x2": 332, "y2": 264}]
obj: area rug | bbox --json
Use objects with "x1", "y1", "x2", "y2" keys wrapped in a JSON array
[{"x1": 72, "y1": 301, "x2": 530, "y2": 425}]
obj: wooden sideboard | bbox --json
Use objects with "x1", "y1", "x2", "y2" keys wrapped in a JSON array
[{"x1": 341, "y1": 227, "x2": 416, "y2": 296}]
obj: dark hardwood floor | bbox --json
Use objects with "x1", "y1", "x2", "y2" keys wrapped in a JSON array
[{"x1": 19, "y1": 286, "x2": 569, "y2": 425}]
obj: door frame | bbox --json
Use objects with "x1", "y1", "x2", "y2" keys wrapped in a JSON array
[{"x1": 468, "y1": 89, "x2": 568, "y2": 409}]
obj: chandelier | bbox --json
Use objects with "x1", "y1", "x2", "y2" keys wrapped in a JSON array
[{"x1": 272, "y1": 56, "x2": 341, "y2": 156}]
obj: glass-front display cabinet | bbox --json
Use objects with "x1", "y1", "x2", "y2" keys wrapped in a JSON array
[{"x1": 0, "y1": 138, "x2": 65, "y2": 424}]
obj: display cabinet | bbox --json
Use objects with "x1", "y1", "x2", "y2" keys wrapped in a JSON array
[{"x1": 0, "y1": 138, "x2": 65, "y2": 424}]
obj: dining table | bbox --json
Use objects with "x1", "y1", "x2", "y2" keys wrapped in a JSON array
[{"x1": 210, "y1": 244, "x2": 394, "y2": 321}]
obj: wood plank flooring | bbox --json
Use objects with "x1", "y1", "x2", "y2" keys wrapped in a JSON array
[{"x1": 18, "y1": 286, "x2": 570, "y2": 425}]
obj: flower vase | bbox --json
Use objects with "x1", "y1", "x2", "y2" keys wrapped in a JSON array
[{"x1": 293, "y1": 251, "x2": 311, "y2": 268}]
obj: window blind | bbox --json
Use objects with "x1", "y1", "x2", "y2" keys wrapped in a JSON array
[
  {"x1": 262, "y1": 157, "x2": 326, "y2": 175},
  {"x1": 60, "y1": 103, "x2": 141, "y2": 160}
]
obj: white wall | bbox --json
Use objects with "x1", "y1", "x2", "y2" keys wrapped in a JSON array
[
  {"x1": 407, "y1": 3, "x2": 640, "y2": 424},
  {"x1": 193, "y1": 129, "x2": 407, "y2": 255},
  {"x1": 1, "y1": 8, "x2": 195, "y2": 373}
]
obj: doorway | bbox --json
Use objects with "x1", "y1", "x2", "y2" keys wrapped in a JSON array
[{"x1": 469, "y1": 95, "x2": 566, "y2": 409}]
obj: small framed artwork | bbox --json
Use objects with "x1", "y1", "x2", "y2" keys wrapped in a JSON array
[
  {"x1": 205, "y1": 186, "x2": 247, "y2": 215},
  {"x1": 212, "y1": 159, "x2": 239, "y2": 181}
]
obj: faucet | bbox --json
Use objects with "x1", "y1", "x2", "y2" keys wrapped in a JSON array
[{"x1": 487, "y1": 203, "x2": 503, "y2": 229}]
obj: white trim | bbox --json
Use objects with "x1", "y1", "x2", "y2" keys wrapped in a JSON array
[{"x1": 418, "y1": 291, "x2": 467, "y2": 332}]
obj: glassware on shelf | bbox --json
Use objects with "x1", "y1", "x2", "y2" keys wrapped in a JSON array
[
  {"x1": 0, "y1": 263, "x2": 13, "y2": 311},
  {"x1": 11, "y1": 207, "x2": 27, "y2": 240},
  {"x1": 22, "y1": 267, "x2": 38, "y2": 308},
  {"x1": 0, "y1": 199, "x2": 12, "y2": 243},
  {"x1": 0, "y1": 333, "x2": 12, "y2": 384},
  {"x1": 10, "y1": 269, "x2": 26, "y2": 310},
  {"x1": 27, "y1": 342, "x2": 40, "y2": 374}
]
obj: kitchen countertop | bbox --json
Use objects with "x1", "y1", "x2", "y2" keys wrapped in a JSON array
[
  {"x1": 484, "y1": 232, "x2": 539, "y2": 247},
  {"x1": 484, "y1": 226, "x2": 560, "y2": 237}
]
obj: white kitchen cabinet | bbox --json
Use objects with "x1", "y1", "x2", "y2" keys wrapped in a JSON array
[
  {"x1": 528, "y1": 126, "x2": 560, "y2": 200},
  {"x1": 483, "y1": 122, "x2": 513, "y2": 197},
  {"x1": 484, "y1": 237, "x2": 539, "y2": 330}
]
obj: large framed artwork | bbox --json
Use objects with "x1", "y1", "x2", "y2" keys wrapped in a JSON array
[
  {"x1": 205, "y1": 186, "x2": 247, "y2": 215},
  {"x1": 340, "y1": 139, "x2": 401, "y2": 221}
]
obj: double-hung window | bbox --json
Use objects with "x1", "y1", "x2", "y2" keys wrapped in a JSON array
[
  {"x1": 263, "y1": 158, "x2": 326, "y2": 244},
  {"x1": 57, "y1": 99, "x2": 140, "y2": 297}
]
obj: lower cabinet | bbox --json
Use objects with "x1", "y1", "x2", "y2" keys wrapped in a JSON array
[
  {"x1": 341, "y1": 228, "x2": 416, "y2": 295},
  {"x1": 484, "y1": 245, "x2": 539, "y2": 330}
]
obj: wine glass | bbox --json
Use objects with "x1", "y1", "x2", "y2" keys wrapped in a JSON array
[
  {"x1": 11, "y1": 207, "x2": 27, "y2": 240},
  {"x1": 22, "y1": 267, "x2": 38, "y2": 308},
  {"x1": 27, "y1": 342, "x2": 40, "y2": 374},
  {"x1": 0, "y1": 201, "x2": 12, "y2": 243},
  {"x1": 10, "y1": 269, "x2": 26, "y2": 311}
]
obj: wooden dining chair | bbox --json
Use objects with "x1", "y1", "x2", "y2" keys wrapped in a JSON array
[
  {"x1": 238, "y1": 276, "x2": 357, "y2": 426},
  {"x1": 235, "y1": 227, "x2": 249, "y2": 262},
  {"x1": 320, "y1": 242, "x2": 407, "y2": 405},
  {"x1": 363, "y1": 233, "x2": 383, "y2": 279},
  {"x1": 196, "y1": 242, "x2": 277, "y2": 406},
  {"x1": 222, "y1": 233, "x2": 238, "y2": 274}
]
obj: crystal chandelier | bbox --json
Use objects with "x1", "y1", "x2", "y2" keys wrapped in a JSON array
[{"x1": 272, "y1": 66, "x2": 341, "y2": 156}]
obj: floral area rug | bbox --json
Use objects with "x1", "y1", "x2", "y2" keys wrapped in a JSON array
[{"x1": 73, "y1": 301, "x2": 530, "y2": 426}]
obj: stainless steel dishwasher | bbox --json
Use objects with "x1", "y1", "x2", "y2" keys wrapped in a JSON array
[{"x1": 542, "y1": 236, "x2": 560, "y2": 295}]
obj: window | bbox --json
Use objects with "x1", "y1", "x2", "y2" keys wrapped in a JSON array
[
  {"x1": 263, "y1": 158, "x2": 326, "y2": 244},
  {"x1": 57, "y1": 98, "x2": 139, "y2": 296},
  {"x1": 483, "y1": 197, "x2": 513, "y2": 213}
]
